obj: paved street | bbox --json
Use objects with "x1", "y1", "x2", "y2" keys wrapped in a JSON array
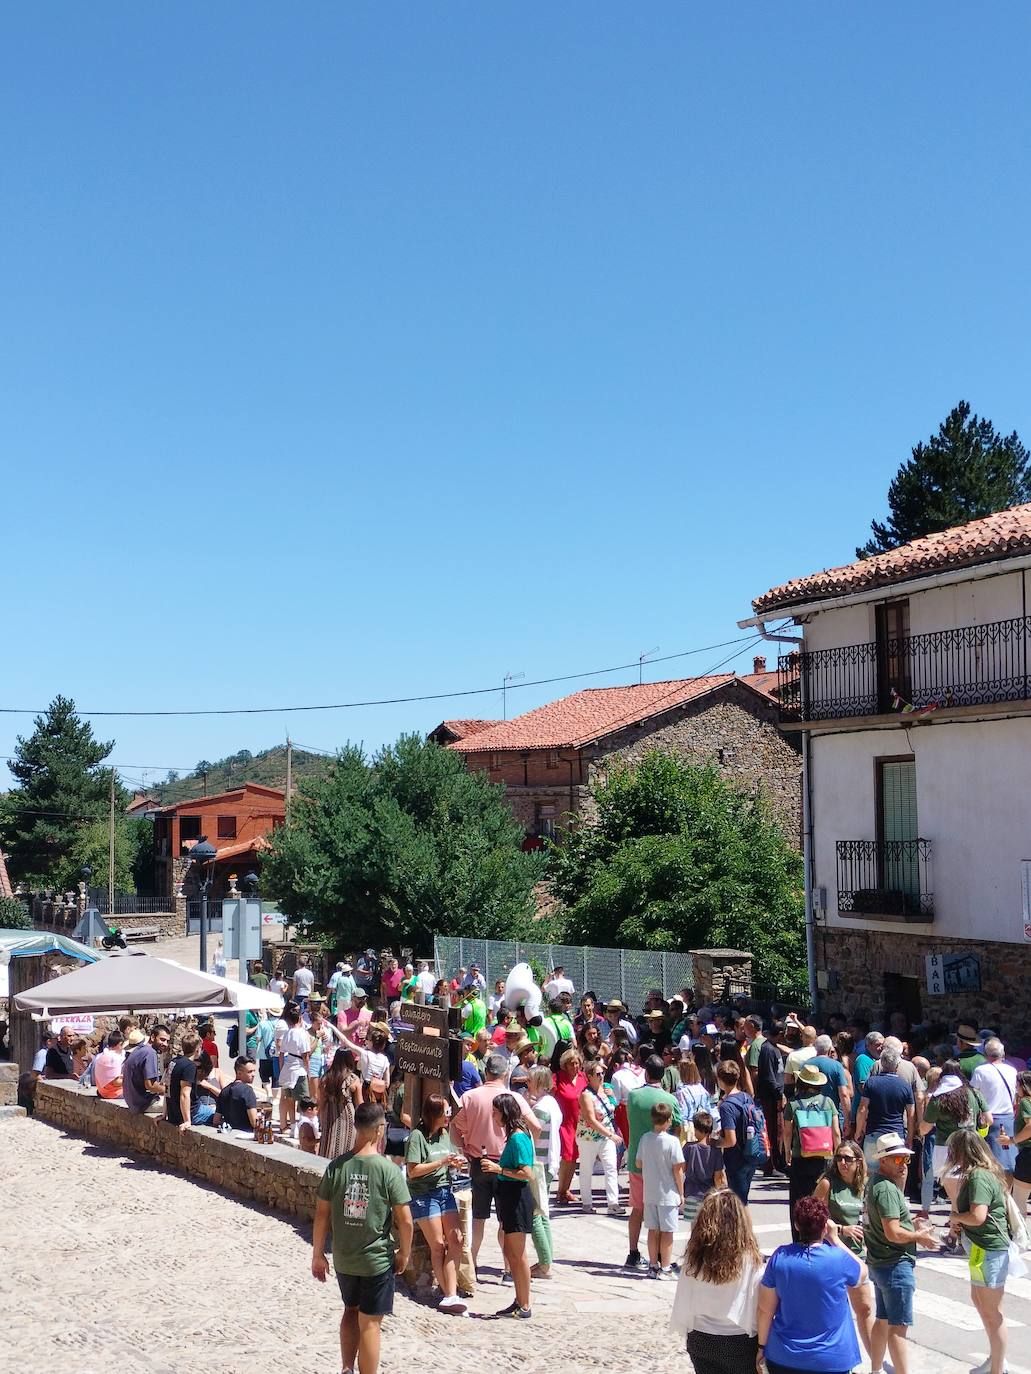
[{"x1": 4, "y1": 1109, "x2": 1029, "y2": 1374}]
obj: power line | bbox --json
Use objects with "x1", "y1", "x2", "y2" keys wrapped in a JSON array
[{"x1": 0, "y1": 631, "x2": 779, "y2": 720}]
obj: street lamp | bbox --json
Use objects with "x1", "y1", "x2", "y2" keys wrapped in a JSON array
[{"x1": 190, "y1": 837, "x2": 218, "y2": 972}]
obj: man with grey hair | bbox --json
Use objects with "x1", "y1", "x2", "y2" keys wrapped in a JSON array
[
  {"x1": 809, "y1": 1034, "x2": 852, "y2": 1128},
  {"x1": 856, "y1": 1045, "x2": 915, "y2": 1178},
  {"x1": 868, "y1": 1035, "x2": 924, "y2": 1105},
  {"x1": 450, "y1": 1051, "x2": 540, "y2": 1265},
  {"x1": 971, "y1": 1037, "x2": 1019, "y2": 1175}
]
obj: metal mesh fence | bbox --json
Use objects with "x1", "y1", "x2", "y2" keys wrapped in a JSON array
[{"x1": 433, "y1": 936, "x2": 696, "y2": 1011}]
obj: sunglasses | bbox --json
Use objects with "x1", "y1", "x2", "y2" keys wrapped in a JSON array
[{"x1": 835, "y1": 1156, "x2": 858, "y2": 1165}]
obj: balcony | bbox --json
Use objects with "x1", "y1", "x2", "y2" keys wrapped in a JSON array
[
  {"x1": 836, "y1": 838, "x2": 934, "y2": 921},
  {"x1": 777, "y1": 614, "x2": 1031, "y2": 722}
]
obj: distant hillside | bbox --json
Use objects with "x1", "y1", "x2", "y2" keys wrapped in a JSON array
[{"x1": 149, "y1": 746, "x2": 332, "y2": 806}]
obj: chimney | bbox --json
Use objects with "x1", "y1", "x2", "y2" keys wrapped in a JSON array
[{"x1": 753, "y1": 655, "x2": 766, "y2": 675}]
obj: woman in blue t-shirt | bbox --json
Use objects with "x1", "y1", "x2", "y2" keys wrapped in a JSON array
[
  {"x1": 481, "y1": 1092, "x2": 536, "y2": 1320},
  {"x1": 757, "y1": 1195, "x2": 866, "y2": 1374}
]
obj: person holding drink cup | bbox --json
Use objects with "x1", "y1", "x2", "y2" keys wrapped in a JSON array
[{"x1": 404, "y1": 1093, "x2": 469, "y2": 1315}]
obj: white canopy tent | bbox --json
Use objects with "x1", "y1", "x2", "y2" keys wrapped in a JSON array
[{"x1": 13, "y1": 950, "x2": 284, "y2": 1018}]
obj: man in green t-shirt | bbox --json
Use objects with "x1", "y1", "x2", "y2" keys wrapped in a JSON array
[
  {"x1": 863, "y1": 1132, "x2": 937, "y2": 1374},
  {"x1": 313, "y1": 1103, "x2": 413, "y2": 1374},
  {"x1": 624, "y1": 1054, "x2": 681, "y2": 1271}
]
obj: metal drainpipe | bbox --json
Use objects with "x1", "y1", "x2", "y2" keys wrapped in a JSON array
[{"x1": 756, "y1": 623, "x2": 818, "y2": 1011}]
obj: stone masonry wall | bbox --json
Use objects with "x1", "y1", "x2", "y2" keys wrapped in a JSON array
[
  {"x1": 34, "y1": 1081, "x2": 326, "y2": 1219},
  {"x1": 584, "y1": 683, "x2": 803, "y2": 846},
  {"x1": 819, "y1": 927, "x2": 1031, "y2": 1047}
]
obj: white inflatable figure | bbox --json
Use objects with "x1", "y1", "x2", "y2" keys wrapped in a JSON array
[{"x1": 503, "y1": 961, "x2": 543, "y2": 1021}]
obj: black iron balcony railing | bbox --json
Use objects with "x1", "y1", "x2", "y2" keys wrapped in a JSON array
[
  {"x1": 836, "y1": 838, "x2": 934, "y2": 921},
  {"x1": 777, "y1": 614, "x2": 1031, "y2": 722}
]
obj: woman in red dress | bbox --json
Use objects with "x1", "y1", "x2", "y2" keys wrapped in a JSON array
[{"x1": 552, "y1": 1047, "x2": 588, "y2": 1204}]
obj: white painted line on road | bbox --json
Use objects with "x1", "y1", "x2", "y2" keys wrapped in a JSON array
[
  {"x1": 752, "y1": 1222, "x2": 792, "y2": 1234},
  {"x1": 921, "y1": 1256, "x2": 1031, "y2": 1302},
  {"x1": 913, "y1": 1290, "x2": 1025, "y2": 1330}
]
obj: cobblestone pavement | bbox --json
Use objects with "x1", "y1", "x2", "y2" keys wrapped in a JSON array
[{"x1": 5, "y1": 1114, "x2": 1028, "y2": 1374}]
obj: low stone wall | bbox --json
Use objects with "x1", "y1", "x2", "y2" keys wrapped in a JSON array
[
  {"x1": 0, "y1": 1063, "x2": 19, "y2": 1107},
  {"x1": 34, "y1": 1080, "x2": 326, "y2": 1219}
]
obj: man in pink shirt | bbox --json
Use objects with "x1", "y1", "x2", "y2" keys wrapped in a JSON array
[
  {"x1": 380, "y1": 956, "x2": 404, "y2": 1003},
  {"x1": 339, "y1": 986, "x2": 373, "y2": 1045},
  {"x1": 449, "y1": 1053, "x2": 540, "y2": 1265},
  {"x1": 93, "y1": 1030, "x2": 127, "y2": 1100}
]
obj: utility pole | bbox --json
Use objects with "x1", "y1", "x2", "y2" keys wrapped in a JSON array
[
  {"x1": 285, "y1": 736, "x2": 293, "y2": 818},
  {"x1": 108, "y1": 769, "x2": 116, "y2": 912}
]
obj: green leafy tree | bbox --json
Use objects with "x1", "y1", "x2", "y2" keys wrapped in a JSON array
[
  {"x1": 858, "y1": 401, "x2": 1031, "y2": 558},
  {"x1": 0, "y1": 697, "x2": 116, "y2": 890},
  {"x1": 261, "y1": 734, "x2": 545, "y2": 951},
  {"x1": 549, "y1": 752, "x2": 805, "y2": 986},
  {"x1": 0, "y1": 895, "x2": 32, "y2": 929}
]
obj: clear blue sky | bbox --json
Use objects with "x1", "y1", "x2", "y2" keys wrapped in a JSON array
[{"x1": 3, "y1": 4, "x2": 1030, "y2": 792}]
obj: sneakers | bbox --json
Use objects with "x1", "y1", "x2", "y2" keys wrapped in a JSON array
[
  {"x1": 624, "y1": 1251, "x2": 648, "y2": 1270},
  {"x1": 607, "y1": 1204, "x2": 628, "y2": 1216},
  {"x1": 656, "y1": 1265, "x2": 676, "y2": 1280},
  {"x1": 530, "y1": 1263, "x2": 552, "y2": 1279},
  {"x1": 437, "y1": 1294, "x2": 468, "y2": 1315},
  {"x1": 496, "y1": 1301, "x2": 532, "y2": 1318},
  {"x1": 581, "y1": 1204, "x2": 596, "y2": 1214},
  {"x1": 501, "y1": 1270, "x2": 513, "y2": 1283}
]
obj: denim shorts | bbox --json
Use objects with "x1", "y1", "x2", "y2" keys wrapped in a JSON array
[
  {"x1": 869, "y1": 1259, "x2": 915, "y2": 1326},
  {"x1": 409, "y1": 1186, "x2": 458, "y2": 1221},
  {"x1": 969, "y1": 1245, "x2": 1010, "y2": 1289},
  {"x1": 191, "y1": 1100, "x2": 216, "y2": 1126}
]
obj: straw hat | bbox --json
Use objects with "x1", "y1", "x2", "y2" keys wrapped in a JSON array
[
  {"x1": 797, "y1": 1062, "x2": 828, "y2": 1087},
  {"x1": 874, "y1": 1131, "x2": 913, "y2": 1160}
]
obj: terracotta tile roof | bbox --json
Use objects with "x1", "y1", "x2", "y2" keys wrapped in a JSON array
[
  {"x1": 154, "y1": 781, "x2": 286, "y2": 815},
  {"x1": 447, "y1": 677, "x2": 739, "y2": 752},
  {"x1": 740, "y1": 671, "x2": 780, "y2": 701},
  {"x1": 213, "y1": 837, "x2": 268, "y2": 863},
  {"x1": 0, "y1": 849, "x2": 12, "y2": 900},
  {"x1": 753, "y1": 503, "x2": 1031, "y2": 616},
  {"x1": 436, "y1": 719, "x2": 501, "y2": 740}
]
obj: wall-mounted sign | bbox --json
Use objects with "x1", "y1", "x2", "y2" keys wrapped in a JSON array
[
  {"x1": 926, "y1": 952, "x2": 982, "y2": 996},
  {"x1": 402, "y1": 1002, "x2": 449, "y2": 1034}
]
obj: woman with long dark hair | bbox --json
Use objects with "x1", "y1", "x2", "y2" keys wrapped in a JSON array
[
  {"x1": 921, "y1": 1057, "x2": 991, "y2": 1237},
  {"x1": 480, "y1": 1092, "x2": 535, "y2": 1318},
  {"x1": 692, "y1": 1043, "x2": 718, "y2": 1097},
  {"x1": 404, "y1": 1093, "x2": 468, "y2": 1315},
  {"x1": 317, "y1": 1047, "x2": 362, "y2": 1158},
  {"x1": 757, "y1": 1195, "x2": 866, "y2": 1374},
  {"x1": 670, "y1": 1187, "x2": 763, "y2": 1372}
]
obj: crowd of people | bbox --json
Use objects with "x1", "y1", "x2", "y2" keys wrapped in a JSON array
[{"x1": 23, "y1": 946, "x2": 1031, "y2": 1374}]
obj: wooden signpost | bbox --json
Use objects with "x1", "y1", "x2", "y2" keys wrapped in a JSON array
[{"x1": 400, "y1": 995, "x2": 460, "y2": 1125}]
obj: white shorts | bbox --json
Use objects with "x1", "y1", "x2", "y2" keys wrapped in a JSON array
[{"x1": 643, "y1": 1202, "x2": 679, "y2": 1234}]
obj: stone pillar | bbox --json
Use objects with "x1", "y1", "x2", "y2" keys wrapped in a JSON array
[
  {"x1": 9, "y1": 955, "x2": 46, "y2": 1072},
  {"x1": 689, "y1": 948, "x2": 753, "y2": 1004}
]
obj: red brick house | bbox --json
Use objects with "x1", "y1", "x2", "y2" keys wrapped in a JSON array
[
  {"x1": 436, "y1": 661, "x2": 801, "y2": 847},
  {"x1": 151, "y1": 782, "x2": 286, "y2": 902}
]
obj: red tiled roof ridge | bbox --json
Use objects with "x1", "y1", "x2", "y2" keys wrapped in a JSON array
[
  {"x1": 447, "y1": 675, "x2": 741, "y2": 753},
  {"x1": 753, "y1": 502, "x2": 1031, "y2": 615},
  {"x1": 439, "y1": 719, "x2": 501, "y2": 737},
  {"x1": 155, "y1": 780, "x2": 286, "y2": 813}
]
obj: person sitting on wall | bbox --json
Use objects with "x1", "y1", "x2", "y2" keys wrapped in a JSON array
[{"x1": 217, "y1": 1056, "x2": 260, "y2": 1132}]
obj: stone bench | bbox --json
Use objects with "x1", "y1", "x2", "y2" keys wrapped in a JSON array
[{"x1": 122, "y1": 925, "x2": 161, "y2": 942}]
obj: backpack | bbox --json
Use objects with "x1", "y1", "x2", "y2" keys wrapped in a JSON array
[
  {"x1": 740, "y1": 1097, "x2": 770, "y2": 1164},
  {"x1": 793, "y1": 1097, "x2": 835, "y2": 1158}
]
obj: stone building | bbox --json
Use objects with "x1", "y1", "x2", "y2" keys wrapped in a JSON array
[
  {"x1": 745, "y1": 501, "x2": 1031, "y2": 1041},
  {"x1": 151, "y1": 782, "x2": 286, "y2": 903},
  {"x1": 435, "y1": 663, "x2": 802, "y2": 848}
]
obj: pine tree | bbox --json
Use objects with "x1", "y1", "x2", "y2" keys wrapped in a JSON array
[
  {"x1": 858, "y1": 402, "x2": 1031, "y2": 558},
  {"x1": 0, "y1": 696, "x2": 116, "y2": 890}
]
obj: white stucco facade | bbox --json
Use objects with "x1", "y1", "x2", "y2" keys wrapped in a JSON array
[{"x1": 811, "y1": 714, "x2": 1031, "y2": 944}]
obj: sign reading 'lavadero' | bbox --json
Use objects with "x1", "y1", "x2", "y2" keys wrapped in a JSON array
[{"x1": 401, "y1": 1001, "x2": 449, "y2": 1034}]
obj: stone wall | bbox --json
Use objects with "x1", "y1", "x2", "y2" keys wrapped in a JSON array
[
  {"x1": 818, "y1": 926, "x2": 1031, "y2": 1046},
  {"x1": 32, "y1": 909, "x2": 185, "y2": 940},
  {"x1": 690, "y1": 949, "x2": 754, "y2": 1003},
  {"x1": 585, "y1": 683, "x2": 803, "y2": 846},
  {"x1": 34, "y1": 1080, "x2": 326, "y2": 1218}
]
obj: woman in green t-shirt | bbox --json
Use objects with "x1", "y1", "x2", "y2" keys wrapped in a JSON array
[
  {"x1": 999, "y1": 1070, "x2": 1031, "y2": 1216},
  {"x1": 404, "y1": 1094, "x2": 468, "y2": 1315},
  {"x1": 814, "y1": 1140, "x2": 874, "y2": 1361},
  {"x1": 481, "y1": 1092, "x2": 535, "y2": 1319},
  {"x1": 920, "y1": 1061, "x2": 990, "y2": 1220},
  {"x1": 944, "y1": 1130, "x2": 1012, "y2": 1374}
]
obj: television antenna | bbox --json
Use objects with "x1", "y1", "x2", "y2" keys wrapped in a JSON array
[
  {"x1": 638, "y1": 646, "x2": 660, "y2": 685},
  {"x1": 502, "y1": 670, "x2": 524, "y2": 720}
]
